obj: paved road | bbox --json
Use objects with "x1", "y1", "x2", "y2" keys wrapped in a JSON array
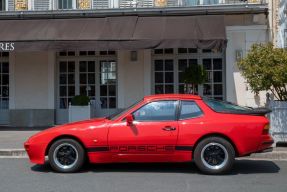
[
  {"x1": 0, "y1": 131, "x2": 38, "y2": 148},
  {"x1": 0, "y1": 159, "x2": 286, "y2": 192}
]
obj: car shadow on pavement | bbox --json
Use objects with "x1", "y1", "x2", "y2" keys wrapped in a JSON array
[
  {"x1": 231, "y1": 159, "x2": 280, "y2": 175},
  {"x1": 31, "y1": 159, "x2": 280, "y2": 175}
]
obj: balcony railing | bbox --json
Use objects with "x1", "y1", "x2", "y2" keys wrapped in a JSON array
[{"x1": 0, "y1": 0, "x2": 267, "y2": 12}]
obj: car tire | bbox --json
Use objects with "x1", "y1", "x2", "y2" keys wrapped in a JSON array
[
  {"x1": 48, "y1": 138, "x2": 85, "y2": 173},
  {"x1": 194, "y1": 137, "x2": 235, "y2": 175}
]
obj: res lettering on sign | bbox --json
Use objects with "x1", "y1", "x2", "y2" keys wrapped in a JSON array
[{"x1": 0, "y1": 43, "x2": 15, "y2": 51}]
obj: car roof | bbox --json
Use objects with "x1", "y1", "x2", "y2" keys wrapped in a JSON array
[{"x1": 144, "y1": 94, "x2": 202, "y2": 102}]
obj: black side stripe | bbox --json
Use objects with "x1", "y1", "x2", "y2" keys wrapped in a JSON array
[
  {"x1": 87, "y1": 146, "x2": 109, "y2": 152},
  {"x1": 87, "y1": 146, "x2": 193, "y2": 152},
  {"x1": 175, "y1": 146, "x2": 193, "y2": 151}
]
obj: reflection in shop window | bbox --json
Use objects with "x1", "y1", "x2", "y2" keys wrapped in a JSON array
[
  {"x1": 0, "y1": 52, "x2": 9, "y2": 109},
  {"x1": 100, "y1": 61, "x2": 117, "y2": 109}
]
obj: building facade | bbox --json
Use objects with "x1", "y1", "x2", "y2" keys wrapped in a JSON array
[
  {"x1": 270, "y1": 0, "x2": 287, "y2": 48},
  {"x1": 0, "y1": 0, "x2": 270, "y2": 127}
]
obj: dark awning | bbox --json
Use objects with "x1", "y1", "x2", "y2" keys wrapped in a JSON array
[{"x1": 0, "y1": 15, "x2": 226, "y2": 51}]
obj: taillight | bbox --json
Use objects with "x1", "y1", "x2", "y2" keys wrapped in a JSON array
[{"x1": 262, "y1": 124, "x2": 270, "y2": 135}]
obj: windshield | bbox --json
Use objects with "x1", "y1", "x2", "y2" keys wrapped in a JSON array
[
  {"x1": 106, "y1": 99, "x2": 143, "y2": 120},
  {"x1": 203, "y1": 97, "x2": 252, "y2": 113}
]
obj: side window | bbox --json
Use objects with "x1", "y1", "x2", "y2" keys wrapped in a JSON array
[
  {"x1": 180, "y1": 101, "x2": 203, "y2": 120},
  {"x1": 133, "y1": 100, "x2": 178, "y2": 121}
]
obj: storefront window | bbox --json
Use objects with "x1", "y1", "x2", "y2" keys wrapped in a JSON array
[
  {"x1": 57, "y1": 51, "x2": 117, "y2": 110},
  {"x1": 79, "y1": 60, "x2": 96, "y2": 101},
  {"x1": 178, "y1": 59, "x2": 198, "y2": 94},
  {"x1": 59, "y1": 61, "x2": 76, "y2": 109},
  {"x1": 153, "y1": 48, "x2": 225, "y2": 100},
  {"x1": 0, "y1": 52, "x2": 9, "y2": 109},
  {"x1": 100, "y1": 61, "x2": 117, "y2": 109},
  {"x1": 154, "y1": 59, "x2": 174, "y2": 94},
  {"x1": 203, "y1": 58, "x2": 223, "y2": 100}
]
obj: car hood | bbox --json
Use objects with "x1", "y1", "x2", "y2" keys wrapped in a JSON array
[{"x1": 27, "y1": 118, "x2": 108, "y2": 141}]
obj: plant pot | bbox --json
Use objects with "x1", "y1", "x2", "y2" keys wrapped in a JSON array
[
  {"x1": 269, "y1": 100, "x2": 287, "y2": 144},
  {"x1": 68, "y1": 104, "x2": 91, "y2": 123}
]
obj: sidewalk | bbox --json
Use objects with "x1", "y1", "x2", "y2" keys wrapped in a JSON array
[{"x1": 0, "y1": 126, "x2": 287, "y2": 160}]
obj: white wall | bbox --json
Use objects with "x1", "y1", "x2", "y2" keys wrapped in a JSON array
[
  {"x1": 9, "y1": 51, "x2": 55, "y2": 109},
  {"x1": 226, "y1": 25, "x2": 268, "y2": 107},
  {"x1": 117, "y1": 50, "x2": 151, "y2": 108}
]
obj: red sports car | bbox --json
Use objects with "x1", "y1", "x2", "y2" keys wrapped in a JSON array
[{"x1": 24, "y1": 94, "x2": 273, "y2": 174}]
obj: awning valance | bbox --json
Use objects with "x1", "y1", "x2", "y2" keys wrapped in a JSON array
[{"x1": 0, "y1": 15, "x2": 227, "y2": 51}]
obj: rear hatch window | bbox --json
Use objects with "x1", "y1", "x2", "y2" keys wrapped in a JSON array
[{"x1": 203, "y1": 97, "x2": 271, "y2": 115}]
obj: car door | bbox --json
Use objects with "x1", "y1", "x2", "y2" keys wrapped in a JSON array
[
  {"x1": 177, "y1": 100, "x2": 205, "y2": 148},
  {"x1": 108, "y1": 100, "x2": 179, "y2": 162}
]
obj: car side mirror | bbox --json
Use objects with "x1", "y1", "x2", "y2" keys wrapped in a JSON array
[{"x1": 126, "y1": 114, "x2": 134, "y2": 126}]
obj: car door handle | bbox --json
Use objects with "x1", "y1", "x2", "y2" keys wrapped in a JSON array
[{"x1": 162, "y1": 126, "x2": 176, "y2": 131}]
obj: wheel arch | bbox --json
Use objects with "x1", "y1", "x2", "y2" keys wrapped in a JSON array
[
  {"x1": 45, "y1": 134, "x2": 87, "y2": 156},
  {"x1": 192, "y1": 133, "x2": 239, "y2": 157}
]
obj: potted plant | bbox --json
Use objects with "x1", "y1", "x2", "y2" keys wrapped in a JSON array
[
  {"x1": 182, "y1": 64, "x2": 207, "y2": 94},
  {"x1": 238, "y1": 43, "x2": 287, "y2": 144},
  {"x1": 69, "y1": 95, "x2": 91, "y2": 123}
]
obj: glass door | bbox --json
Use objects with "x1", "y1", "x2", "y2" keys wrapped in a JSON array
[{"x1": 56, "y1": 51, "x2": 118, "y2": 124}]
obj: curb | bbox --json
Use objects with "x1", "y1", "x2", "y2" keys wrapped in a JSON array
[{"x1": 0, "y1": 149, "x2": 27, "y2": 157}]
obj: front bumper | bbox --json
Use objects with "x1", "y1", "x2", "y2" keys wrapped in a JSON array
[{"x1": 24, "y1": 140, "x2": 47, "y2": 165}]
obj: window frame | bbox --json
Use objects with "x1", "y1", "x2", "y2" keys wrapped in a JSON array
[
  {"x1": 99, "y1": 60, "x2": 117, "y2": 109},
  {"x1": 56, "y1": 0, "x2": 76, "y2": 10},
  {"x1": 151, "y1": 48, "x2": 226, "y2": 100},
  {"x1": 178, "y1": 100, "x2": 204, "y2": 120},
  {"x1": 131, "y1": 100, "x2": 180, "y2": 122},
  {"x1": 56, "y1": 51, "x2": 118, "y2": 110},
  {"x1": 0, "y1": 0, "x2": 7, "y2": 11}
]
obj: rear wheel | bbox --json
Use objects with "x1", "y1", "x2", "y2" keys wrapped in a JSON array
[
  {"x1": 194, "y1": 137, "x2": 235, "y2": 175},
  {"x1": 48, "y1": 138, "x2": 85, "y2": 173}
]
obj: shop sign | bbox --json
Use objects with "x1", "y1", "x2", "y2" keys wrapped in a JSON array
[
  {"x1": 15, "y1": 0, "x2": 28, "y2": 11},
  {"x1": 78, "y1": 0, "x2": 91, "y2": 9},
  {"x1": 0, "y1": 42, "x2": 15, "y2": 51}
]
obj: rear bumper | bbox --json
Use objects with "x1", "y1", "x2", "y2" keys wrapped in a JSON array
[
  {"x1": 256, "y1": 147, "x2": 273, "y2": 153},
  {"x1": 256, "y1": 135, "x2": 274, "y2": 153}
]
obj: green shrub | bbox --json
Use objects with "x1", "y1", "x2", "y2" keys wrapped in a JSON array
[
  {"x1": 183, "y1": 64, "x2": 207, "y2": 94},
  {"x1": 71, "y1": 95, "x2": 90, "y2": 106},
  {"x1": 238, "y1": 43, "x2": 287, "y2": 101}
]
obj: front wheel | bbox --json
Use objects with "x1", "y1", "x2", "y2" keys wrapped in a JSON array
[
  {"x1": 48, "y1": 138, "x2": 85, "y2": 173},
  {"x1": 194, "y1": 137, "x2": 235, "y2": 175}
]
